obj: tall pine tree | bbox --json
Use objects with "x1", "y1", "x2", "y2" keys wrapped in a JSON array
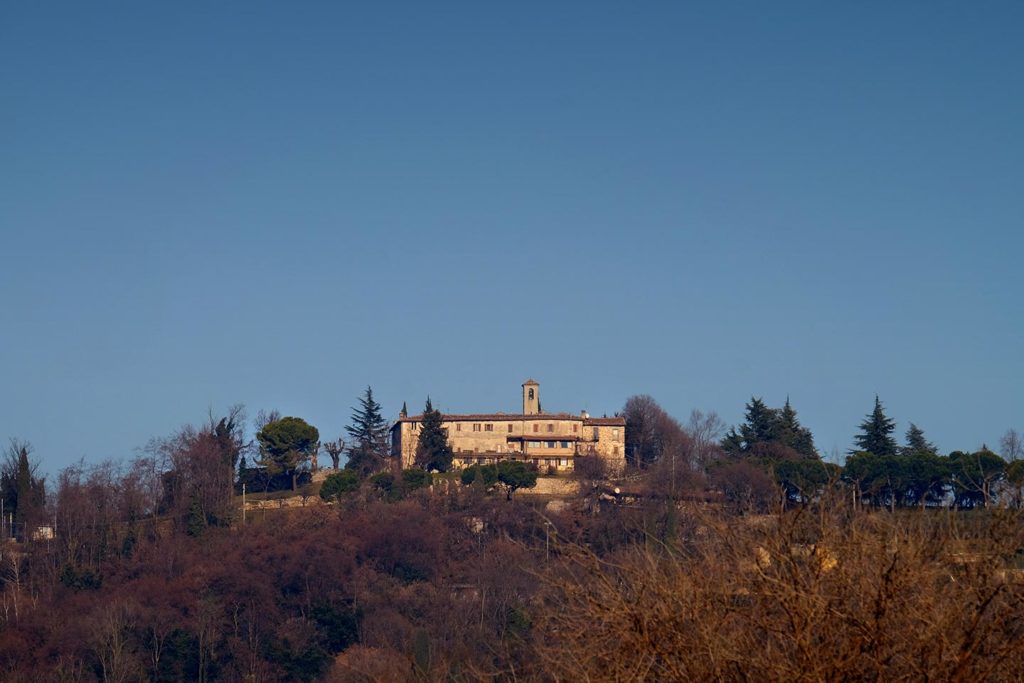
[
  {"x1": 722, "y1": 398, "x2": 780, "y2": 453},
  {"x1": 414, "y1": 397, "x2": 454, "y2": 472},
  {"x1": 902, "y1": 423, "x2": 937, "y2": 456},
  {"x1": 345, "y1": 386, "x2": 390, "y2": 477},
  {"x1": 777, "y1": 398, "x2": 818, "y2": 459},
  {"x1": 722, "y1": 397, "x2": 819, "y2": 460},
  {"x1": 852, "y1": 396, "x2": 898, "y2": 456}
]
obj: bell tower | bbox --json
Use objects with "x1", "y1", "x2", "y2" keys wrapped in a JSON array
[{"x1": 522, "y1": 379, "x2": 540, "y2": 415}]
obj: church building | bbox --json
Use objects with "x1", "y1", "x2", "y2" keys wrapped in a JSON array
[{"x1": 390, "y1": 380, "x2": 626, "y2": 473}]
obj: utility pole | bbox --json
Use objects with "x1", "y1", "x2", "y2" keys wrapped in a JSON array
[{"x1": 242, "y1": 483, "x2": 246, "y2": 524}]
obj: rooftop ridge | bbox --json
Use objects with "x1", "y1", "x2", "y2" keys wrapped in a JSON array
[{"x1": 394, "y1": 412, "x2": 624, "y2": 425}]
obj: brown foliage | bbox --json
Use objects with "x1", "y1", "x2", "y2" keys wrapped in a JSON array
[
  {"x1": 534, "y1": 497, "x2": 1024, "y2": 681},
  {"x1": 7, "y1": 452, "x2": 1024, "y2": 682},
  {"x1": 709, "y1": 458, "x2": 778, "y2": 514}
]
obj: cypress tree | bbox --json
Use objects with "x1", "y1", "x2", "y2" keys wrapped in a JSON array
[
  {"x1": 852, "y1": 396, "x2": 898, "y2": 457},
  {"x1": 415, "y1": 397, "x2": 454, "y2": 472},
  {"x1": 1, "y1": 442, "x2": 45, "y2": 538},
  {"x1": 14, "y1": 447, "x2": 33, "y2": 529}
]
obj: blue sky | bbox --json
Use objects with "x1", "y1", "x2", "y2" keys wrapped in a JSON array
[{"x1": 2, "y1": 1, "x2": 1022, "y2": 473}]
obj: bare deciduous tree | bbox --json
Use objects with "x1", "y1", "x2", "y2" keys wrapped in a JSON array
[
  {"x1": 322, "y1": 438, "x2": 346, "y2": 470},
  {"x1": 1001, "y1": 428, "x2": 1023, "y2": 462},
  {"x1": 535, "y1": 493, "x2": 1024, "y2": 681},
  {"x1": 622, "y1": 394, "x2": 667, "y2": 468},
  {"x1": 90, "y1": 601, "x2": 139, "y2": 683},
  {"x1": 253, "y1": 409, "x2": 281, "y2": 434},
  {"x1": 687, "y1": 408, "x2": 726, "y2": 469}
]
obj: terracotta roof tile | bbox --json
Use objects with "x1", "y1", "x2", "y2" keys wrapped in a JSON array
[
  {"x1": 392, "y1": 412, "x2": 625, "y2": 428},
  {"x1": 583, "y1": 417, "x2": 626, "y2": 426},
  {"x1": 396, "y1": 412, "x2": 580, "y2": 423}
]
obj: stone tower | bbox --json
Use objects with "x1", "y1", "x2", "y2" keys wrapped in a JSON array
[{"x1": 522, "y1": 379, "x2": 540, "y2": 415}]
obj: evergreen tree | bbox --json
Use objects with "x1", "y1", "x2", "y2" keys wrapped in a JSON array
[
  {"x1": 1, "y1": 440, "x2": 45, "y2": 538},
  {"x1": 212, "y1": 407, "x2": 245, "y2": 498},
  {"x1": 902, "y1": 423, "x2": 937, "y2": 456},
  {"x1": 414, "y1": 397, "x2": 454, "y2": 472},
  {"x1": 345, "y1": 386, "x2": 390, "y2": 477},
  {"x1": 852, "y1": 396, "x2": 898, "y2": 457},
  {"x1": 256, "y1": 416, "x2": 320, "y2": 491},
  {"x1": 319, "y1": 470, "x2": 360, "y2": 501},
  {"x1": 496, "y1": 460, "x2": 538, "y2": 499},
  {"x1": 721, "y1": 398, "x2": 780, "y2": 454},
  {"x1": 776, "y1": 398, "x2": 818, "y2": 459},
  {"x1": 186, "y1": 494, "x2": 207, "y2": 537},
  {"x1": 14, "y1": 447, "x2": 33, "y2": 529}
]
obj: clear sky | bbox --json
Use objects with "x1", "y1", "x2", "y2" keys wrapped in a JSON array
[{"x1": 2, "y1": 1, "x2": 1022, "y2": 474}]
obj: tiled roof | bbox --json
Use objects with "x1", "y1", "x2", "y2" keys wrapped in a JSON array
[
  {"x1": 522, "y1": 379, "x2": 539, "y2": 385},
  {"x1": 396, "y1": 412, "x2": 580, "y2": 424},
  {"x1": 392, "y1": 412, "x2": 625, "y2": 429},
  {"x1": 584, "y1": 417, "x2": 626, "y2": 426}
]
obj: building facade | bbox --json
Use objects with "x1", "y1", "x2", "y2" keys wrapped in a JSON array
[{"x1": 391, "y1": 380, "x2": 626, "y2": 473}]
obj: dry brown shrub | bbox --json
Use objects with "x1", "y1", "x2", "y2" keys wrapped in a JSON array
[
  {"x1": 326, "y1": 645, "x2": 412, "y2": 683},
  {"x1": 533, "y1": 493, "x2": 1024, "y2": 681}
]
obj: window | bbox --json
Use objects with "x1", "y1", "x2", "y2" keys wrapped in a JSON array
[
  {"x1": 613, "y1": 428, "x2": 620, "y2": 440},
  {"x1": 533, "y1": 424, "x2": 539, "y2": 433},
  {"x1": 613, "y1": 445, "x2": 619, "y2": 455},
  {"x1": 529, "y1": 441, "x2": 540, "y2": 448},
  {"x1": 508, "y1": 424, "x2": 513, "y2": 433},
  {"x1": 560, "y1": 441, "x2": 569, "y2": 448},
  {"x1": 593, "y1": 428, "x2": 599, "y2": 440},
  {"x1": 547, "y1": 423, "x2": 554, "y2": 433},
  {"x1": 485, "y1": 423, "x2": 493, "y2": 432},
  {"x1": 456, "y1": 424, "x2": 461, "y2": 432},
  {"x1": 411, "y1": 423, "x2": 417, "y2": 431},
  {"x1": 472, "y1": 424, "x2": 481, "y2": 432},
  {"x1": 560, "y1": 458, "x2": 568, "y2": 467},
  {"x1": 572, "y1": 424, "x2": 578, "y2": 433},
  {"x1": 528, "y1": 388, "x2": 534, "y2": 400},
  {"x1": 546, "y1": 441, "x2": 555, "y2": 448}
]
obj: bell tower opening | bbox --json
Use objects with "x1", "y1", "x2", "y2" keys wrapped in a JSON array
[{"x1": 522, "y1": 379, "x2": 540, "y2": 415}]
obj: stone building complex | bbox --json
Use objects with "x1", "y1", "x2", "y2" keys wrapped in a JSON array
[{"x1": 390, "y1": 380, "x2": 626, "y2": 473}]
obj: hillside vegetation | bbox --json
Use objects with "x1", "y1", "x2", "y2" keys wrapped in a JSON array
[{"x1": 2, "y1": 393, "x2": 1023, "y2": 680}]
